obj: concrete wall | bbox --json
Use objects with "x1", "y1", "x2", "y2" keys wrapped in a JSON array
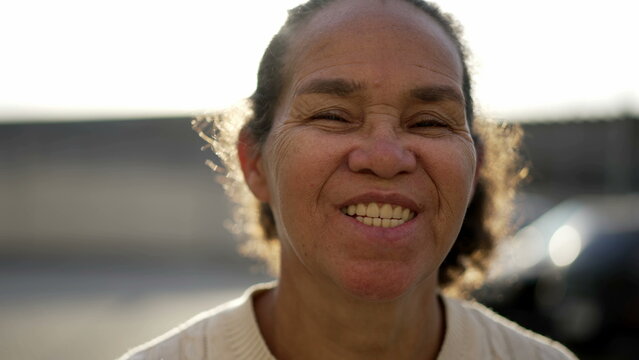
[
  {"x1": 521, "y1": 117, "x2": 639, "y2": 198},
  {"x1": 0, "y1": 118, "x2": 238, "y2": 263}
]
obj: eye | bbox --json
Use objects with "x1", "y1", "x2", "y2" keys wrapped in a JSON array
[
  {"x1": 406, "y1": 113, "x2": 453, "y2": 136},
  {"x1": 310, "y1": 111, "x2": 348, "y2": 122},
  {"x1": 410, "y1": 119, "x2": 446, "y2": 128},
  {"x1": 409, "y1": 115, "x2": 448, "y2": 129},
  {"x1": 305, "y1": 109, "x2": 357, "y2": 133}
]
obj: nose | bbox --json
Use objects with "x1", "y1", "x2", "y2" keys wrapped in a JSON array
[{"x1": 347, "y1": 127, "x2": 417, "y2": 179}]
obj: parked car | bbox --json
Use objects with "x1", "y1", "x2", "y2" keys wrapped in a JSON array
[{"x1": 476, "y1": 194, "x2": 639, "y2": 359}]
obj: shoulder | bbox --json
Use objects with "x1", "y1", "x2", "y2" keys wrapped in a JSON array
[
  {"x1": 438, "y1": 296, "x2": 578, "y2": 360},
  {"x1": 116, "y1": 282, "x2": 276, "y2": 360}
]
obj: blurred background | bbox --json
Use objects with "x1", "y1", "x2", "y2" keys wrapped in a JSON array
[{"x1": 1, "y1": 0, "x2": 637, "y2": 359}]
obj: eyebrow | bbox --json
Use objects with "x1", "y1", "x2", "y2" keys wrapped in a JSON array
[
  {"x1": 410, "y1": 85, "x2": 464, "y2": 105},
  {"x1": 297, "y1": 78, "x2": 464, "y2": 106},
  {"x1": 297, "y1": 78, "x2": 365, "y2": 97}
]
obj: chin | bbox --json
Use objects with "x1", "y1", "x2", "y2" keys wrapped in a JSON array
[{"x1": 334, "y1": 262, "x2": 432, "y2": 302}]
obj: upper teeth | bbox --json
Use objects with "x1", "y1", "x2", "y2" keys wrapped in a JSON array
[{"x1": 341, "y1": 203, "x2": 415, "y2": 228}]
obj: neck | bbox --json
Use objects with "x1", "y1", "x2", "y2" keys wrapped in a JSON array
[{"x1": 254, "y1": 263, "x2": 445, "y2": 360}]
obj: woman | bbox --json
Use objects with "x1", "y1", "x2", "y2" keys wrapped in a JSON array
[{"x1": 120, "y1": 0, "x2": 577, "y2": 359}]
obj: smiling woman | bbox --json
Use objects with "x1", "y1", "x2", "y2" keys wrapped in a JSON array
[{"x1": 119, "y1": 0, "x2": 577, "y2": 359}]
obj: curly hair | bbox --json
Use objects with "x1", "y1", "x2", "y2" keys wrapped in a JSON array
[{"x1": 193, "y1": 0, "x2": 525, "y2": 296}]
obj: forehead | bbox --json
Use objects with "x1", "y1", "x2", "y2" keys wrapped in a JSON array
[{"x1": 284, "y1": 0, "x2": 464, "y2": 92}]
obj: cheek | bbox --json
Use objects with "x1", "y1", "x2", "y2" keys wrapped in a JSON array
[
  {"x1": 265, "y1": 129, "x2": 345, "y2": 223},
  {"x1": 448, "y1": 141, "x2": 476, "y2": 190},
  {"x1": 421, "y1": 138, "x2": 477, "y2": 211},
  {"x1": 264, "y1": 130, "x2": 349, "y2": 267}
]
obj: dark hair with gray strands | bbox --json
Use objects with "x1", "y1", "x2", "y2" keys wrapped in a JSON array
[{"x1": 194, "y1": 0, "x2": 525, "y2": 296}]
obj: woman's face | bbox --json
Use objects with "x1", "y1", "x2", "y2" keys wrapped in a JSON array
[{"x1": 247, "y1": 0, "x2": 477, "y2": 300}]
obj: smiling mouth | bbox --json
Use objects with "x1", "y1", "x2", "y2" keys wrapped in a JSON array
[{"x1": 340, "y1": 202, "x2": 415, "y2": 228}]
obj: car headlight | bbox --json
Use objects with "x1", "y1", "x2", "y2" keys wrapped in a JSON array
[{"x1": 548, "y1": 225, "x2": 582, "y2": 267}]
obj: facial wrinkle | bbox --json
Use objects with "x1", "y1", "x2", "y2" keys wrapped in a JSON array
[{"x1": 412, "y1": 63, "x2": 462, "y2": 84}]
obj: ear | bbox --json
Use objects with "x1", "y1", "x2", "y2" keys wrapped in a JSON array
[{"x1": 237, "y1": 128, "x2": 270, "y2": 203}]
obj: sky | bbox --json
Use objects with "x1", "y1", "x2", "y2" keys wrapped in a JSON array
[{"x1": 0, "y1": 0, "x2": 637, "y2": 123}]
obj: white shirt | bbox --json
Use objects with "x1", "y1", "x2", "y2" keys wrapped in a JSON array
[{"x1": 118, "y1": 282, "x2": 577, "y2": 360}]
